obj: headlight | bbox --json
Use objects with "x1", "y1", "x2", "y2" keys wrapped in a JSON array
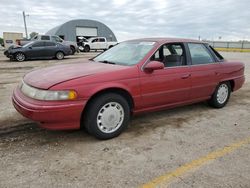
[{"x1": 20, "y1": 81, "x2": 77, "y2": 101}]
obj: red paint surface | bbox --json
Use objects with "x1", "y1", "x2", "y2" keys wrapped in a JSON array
[{"x1": 13, "y1": 38, "x2": 245, "y2": 130}]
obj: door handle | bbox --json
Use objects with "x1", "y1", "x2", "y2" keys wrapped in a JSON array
[{"x1": 181, "y1": 74, "x2": 191, "y2": 79}]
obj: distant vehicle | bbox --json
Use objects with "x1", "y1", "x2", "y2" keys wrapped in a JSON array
[
  {"x1": 80, "y1": 37, "x2": 118, "y2": 52},
  {"x1": 12, "y1": 38, "x2": 245, "y2": 139},
  {"x1": 19, "y1": 35, "x2": 79, "y2": 54},
  {"x1": 4, "y1": 41, "x2": 72, "y2": 61}
]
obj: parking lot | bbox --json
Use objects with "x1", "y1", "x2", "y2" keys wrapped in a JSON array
[{"x1": 0, "y1": 51, "x2": 250, "y2": 187}]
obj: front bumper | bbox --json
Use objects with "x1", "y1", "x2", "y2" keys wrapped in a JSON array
[{"x1": 12, "y1": 87, "x2": 87, "y2": 130}]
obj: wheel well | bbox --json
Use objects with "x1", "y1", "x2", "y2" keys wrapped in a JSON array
[
  {"x1": 14, "y1": 52, "x2": 26, "y2": 59},
  {"x1": 229, "y1": 80, "x2": 235, "y2": 91},
  {"x1": 80, "y1": 88, "x2": 134, "y2": 129},
  {"x1": 15, "y1": 51, "x2": 25, "y2": 56},
  {"x1": 70, "y1": 45, "x2": 75, "y2": 49},
  {"x1": 219, "y1": 80, "x2": 234, "y2": 91},
  {"x1": 56, "y1": 51, "x2": 65, "y2": 55}
]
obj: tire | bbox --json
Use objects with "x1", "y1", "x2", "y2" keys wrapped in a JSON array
[
  {"x1": 208, "y1": 82, "x2": 231, "y2": 108},
  {"x1": 55, "y1": 51, "x2": 64, "y2": 60},
  {"x1": 15, "y1": 52, "x2": 25, "y2": 62},
  {"x1": 70, "y1": 46, "x2": 76, "y2": 55},
  {"x1": 84, "y1": 93, "x2": 130, "y2": 140},
  {"x1": 109, "y1": 45, "x2": 113, "y2": 49},
  {"x1": 84, "y1": 45, "x2": 90, "y2": 52}
]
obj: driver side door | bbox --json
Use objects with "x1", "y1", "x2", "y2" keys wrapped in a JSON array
[{"x1": 139, "y1": 43, "x2": 191, "y2": 109}]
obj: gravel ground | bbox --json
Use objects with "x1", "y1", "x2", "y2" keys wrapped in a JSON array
[{"x1": 0, "y1": 51, "x2": 249, "y2": 188}]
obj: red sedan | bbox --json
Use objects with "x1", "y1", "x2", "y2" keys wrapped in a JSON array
[{"x1": 12, "y1": 38, "x2": 245, "y2": 139}]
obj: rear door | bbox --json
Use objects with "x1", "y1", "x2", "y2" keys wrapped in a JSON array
[
  {"x1": 187, "y1": 43, "x2": 221, "y2": 100},
  {"x1": 98, "y1": 38, "x2": 107, "y2": 49},
  {"x1": 43, "y1": 41, "x2": 57, "y2": 57},
  {"x1": 26, "y1": 41, "x2": 45, "y2": 58},
  {"x1": 139, "y1": 43, "x2": 191, "y2": 108}
]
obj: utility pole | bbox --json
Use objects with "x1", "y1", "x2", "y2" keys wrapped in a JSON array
[{"x1": 22, "y1": 11, "x2": 28, "y2": 38}]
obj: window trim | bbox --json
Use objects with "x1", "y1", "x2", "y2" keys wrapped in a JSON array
[{"x1": 206, "y1": 44, "x2": 224, "y2": 62}]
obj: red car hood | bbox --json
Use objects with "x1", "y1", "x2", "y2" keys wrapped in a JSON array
[{"x1": 24, "y1": 61, "x2": 127, "y2": 89}]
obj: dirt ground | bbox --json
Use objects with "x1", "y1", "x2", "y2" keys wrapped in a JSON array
[{"x1": 0, "y1": 51, "x2": 250, "y2": 188}]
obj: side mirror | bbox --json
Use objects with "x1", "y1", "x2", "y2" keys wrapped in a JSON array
[
  {"x1": 29, "y1": 46, "x2": 32, "y2": 49},
  {"x1": 144, "y1": 61, "x2": 164, "y2": 72}
]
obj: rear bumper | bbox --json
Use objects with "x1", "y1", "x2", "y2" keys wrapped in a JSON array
[{"x1": 12, "y1": 87, "x2": 87, "y2": 130}]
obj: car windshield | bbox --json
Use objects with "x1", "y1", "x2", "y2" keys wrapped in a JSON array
[
  {"x1": 23, "y1": 41, "x2": 35, "y2": 48},
  {"x1": 93, "y1": 41, "x2": 156, "y2": 66}
]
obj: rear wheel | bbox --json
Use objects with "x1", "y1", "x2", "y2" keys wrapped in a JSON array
[
  {"x1": 55, "y1": 51, "x2": 64, "y2": 60},
  {"x1": 84, "y1": 93, "x2": 130, "y2": 140},
  {"x1": 70, "y1": 46, "x2": 76, "y2": 55},
  {"x1": 15, "y1": 52, "x2": 25, "y2": 62},
  {"x1": 208, "y1": 82, "x2": 231, "y2": 108}
]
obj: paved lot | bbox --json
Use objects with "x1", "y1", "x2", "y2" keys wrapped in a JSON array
[{"x1": 0, "y1": 51, "x2": 250, "y2": 188}]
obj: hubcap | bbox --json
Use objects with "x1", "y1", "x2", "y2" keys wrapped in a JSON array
[
  {"x1": 57, "y1": 53, "x2": 63, "y2": 59},
  {"x1": 97, "y1": 102, "x2": 124, "y2": 133},
  {"x1": 16, "y1": 53, "x2": 25, "y2": 61},
  {"x1": 217, "y1": 84, "x2": 229, "y2": 104}
]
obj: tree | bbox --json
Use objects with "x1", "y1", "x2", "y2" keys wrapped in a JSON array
[
  {"x1": 0, "y1": 37, "x2": 3, "y2": 46},
  {"x1": 29, "y1": 32, "x2": 38, "y2": 39}
]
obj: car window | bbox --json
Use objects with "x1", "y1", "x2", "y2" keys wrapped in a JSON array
[
  {"x1": 93, "y1": 41, "x2": 155, "y2": 66},
  {"x1": 44, "y1": 41, "x2": 56, "y2": 46},
  {"x1": 188, "y1": 43, "x2": 214, "y2": 65},
  {"x1": 151, "y1": 43, "x2": 186, "y2": 67},
  {"x1": 32, "y1": 42, "x2": 44, "y2": 47},
  {"x1": 41, "y1": 35, "x2": 50, "y2": 40},
  {"x1": 209, "y1": 45, "x2": 224, "y2": 61},
  {"x1": 99, "y1": 38, "x2": 105, "y2": 42},
  {"x1": 51, "y1": 36, "x2": 63, "y2": 43},
  {"x1": 92, "y1": 39, "x2": 98, "y2": 43}
]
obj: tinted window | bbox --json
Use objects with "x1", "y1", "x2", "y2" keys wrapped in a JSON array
[
  {"x1": 188, "y1": 43, "x2": 214, "y2": 65},
  {"x1": 41, "y1": 35, "x2": 50, "y2": 40},
  {"x1": 51, "y1": 36, "x2": 63, "y2": 42},
  {"x1": 151, "y1": 43, "x2": 186, "y2": 67},
  {"x1": 92, "y1": 39, "x2": 98, "y2": 43},
  {"x1": 32, "y1": 42, "x2": 44, "y2": 47},
  {"x1": 44, "y1": 41, "x2": 56, "y2": 46},
  {"x1": 99, "y1": 38, "x2": 105, "y2": 42}
]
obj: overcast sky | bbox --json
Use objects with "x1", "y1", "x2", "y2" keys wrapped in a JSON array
[{"x1": 0, "y1": 0, "x2": 249, "y2": 41}]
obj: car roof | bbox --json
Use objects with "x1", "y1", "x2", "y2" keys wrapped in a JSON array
[{"x1": 126, "y1": 38, "x2": 207, "y2": 44}]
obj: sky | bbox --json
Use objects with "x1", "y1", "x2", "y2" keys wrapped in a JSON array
[{"x1": 0, "y1": 0, "x2": 250, "y2": 41}]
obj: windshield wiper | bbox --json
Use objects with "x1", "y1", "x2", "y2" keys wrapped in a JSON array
[{"x1": 99, "y1": 60, "x2": 116, "y2": 64}]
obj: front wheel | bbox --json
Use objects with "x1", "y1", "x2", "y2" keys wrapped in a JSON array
[
  {"x1": 55, "y1": 51, "x2": 64, "y2": 60},
  {"x1": 84, "y1": 45, "x2": 90, "y2": 52},
  {"x1": 84, "y1": 93, "x2": 130, "y2": 140},
  {"x1": 15, "y1": 52, "x2": 25, "y2": 62},
  {"x1": 208, "y1": 82, "x2": 231, "y2": 108}
]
